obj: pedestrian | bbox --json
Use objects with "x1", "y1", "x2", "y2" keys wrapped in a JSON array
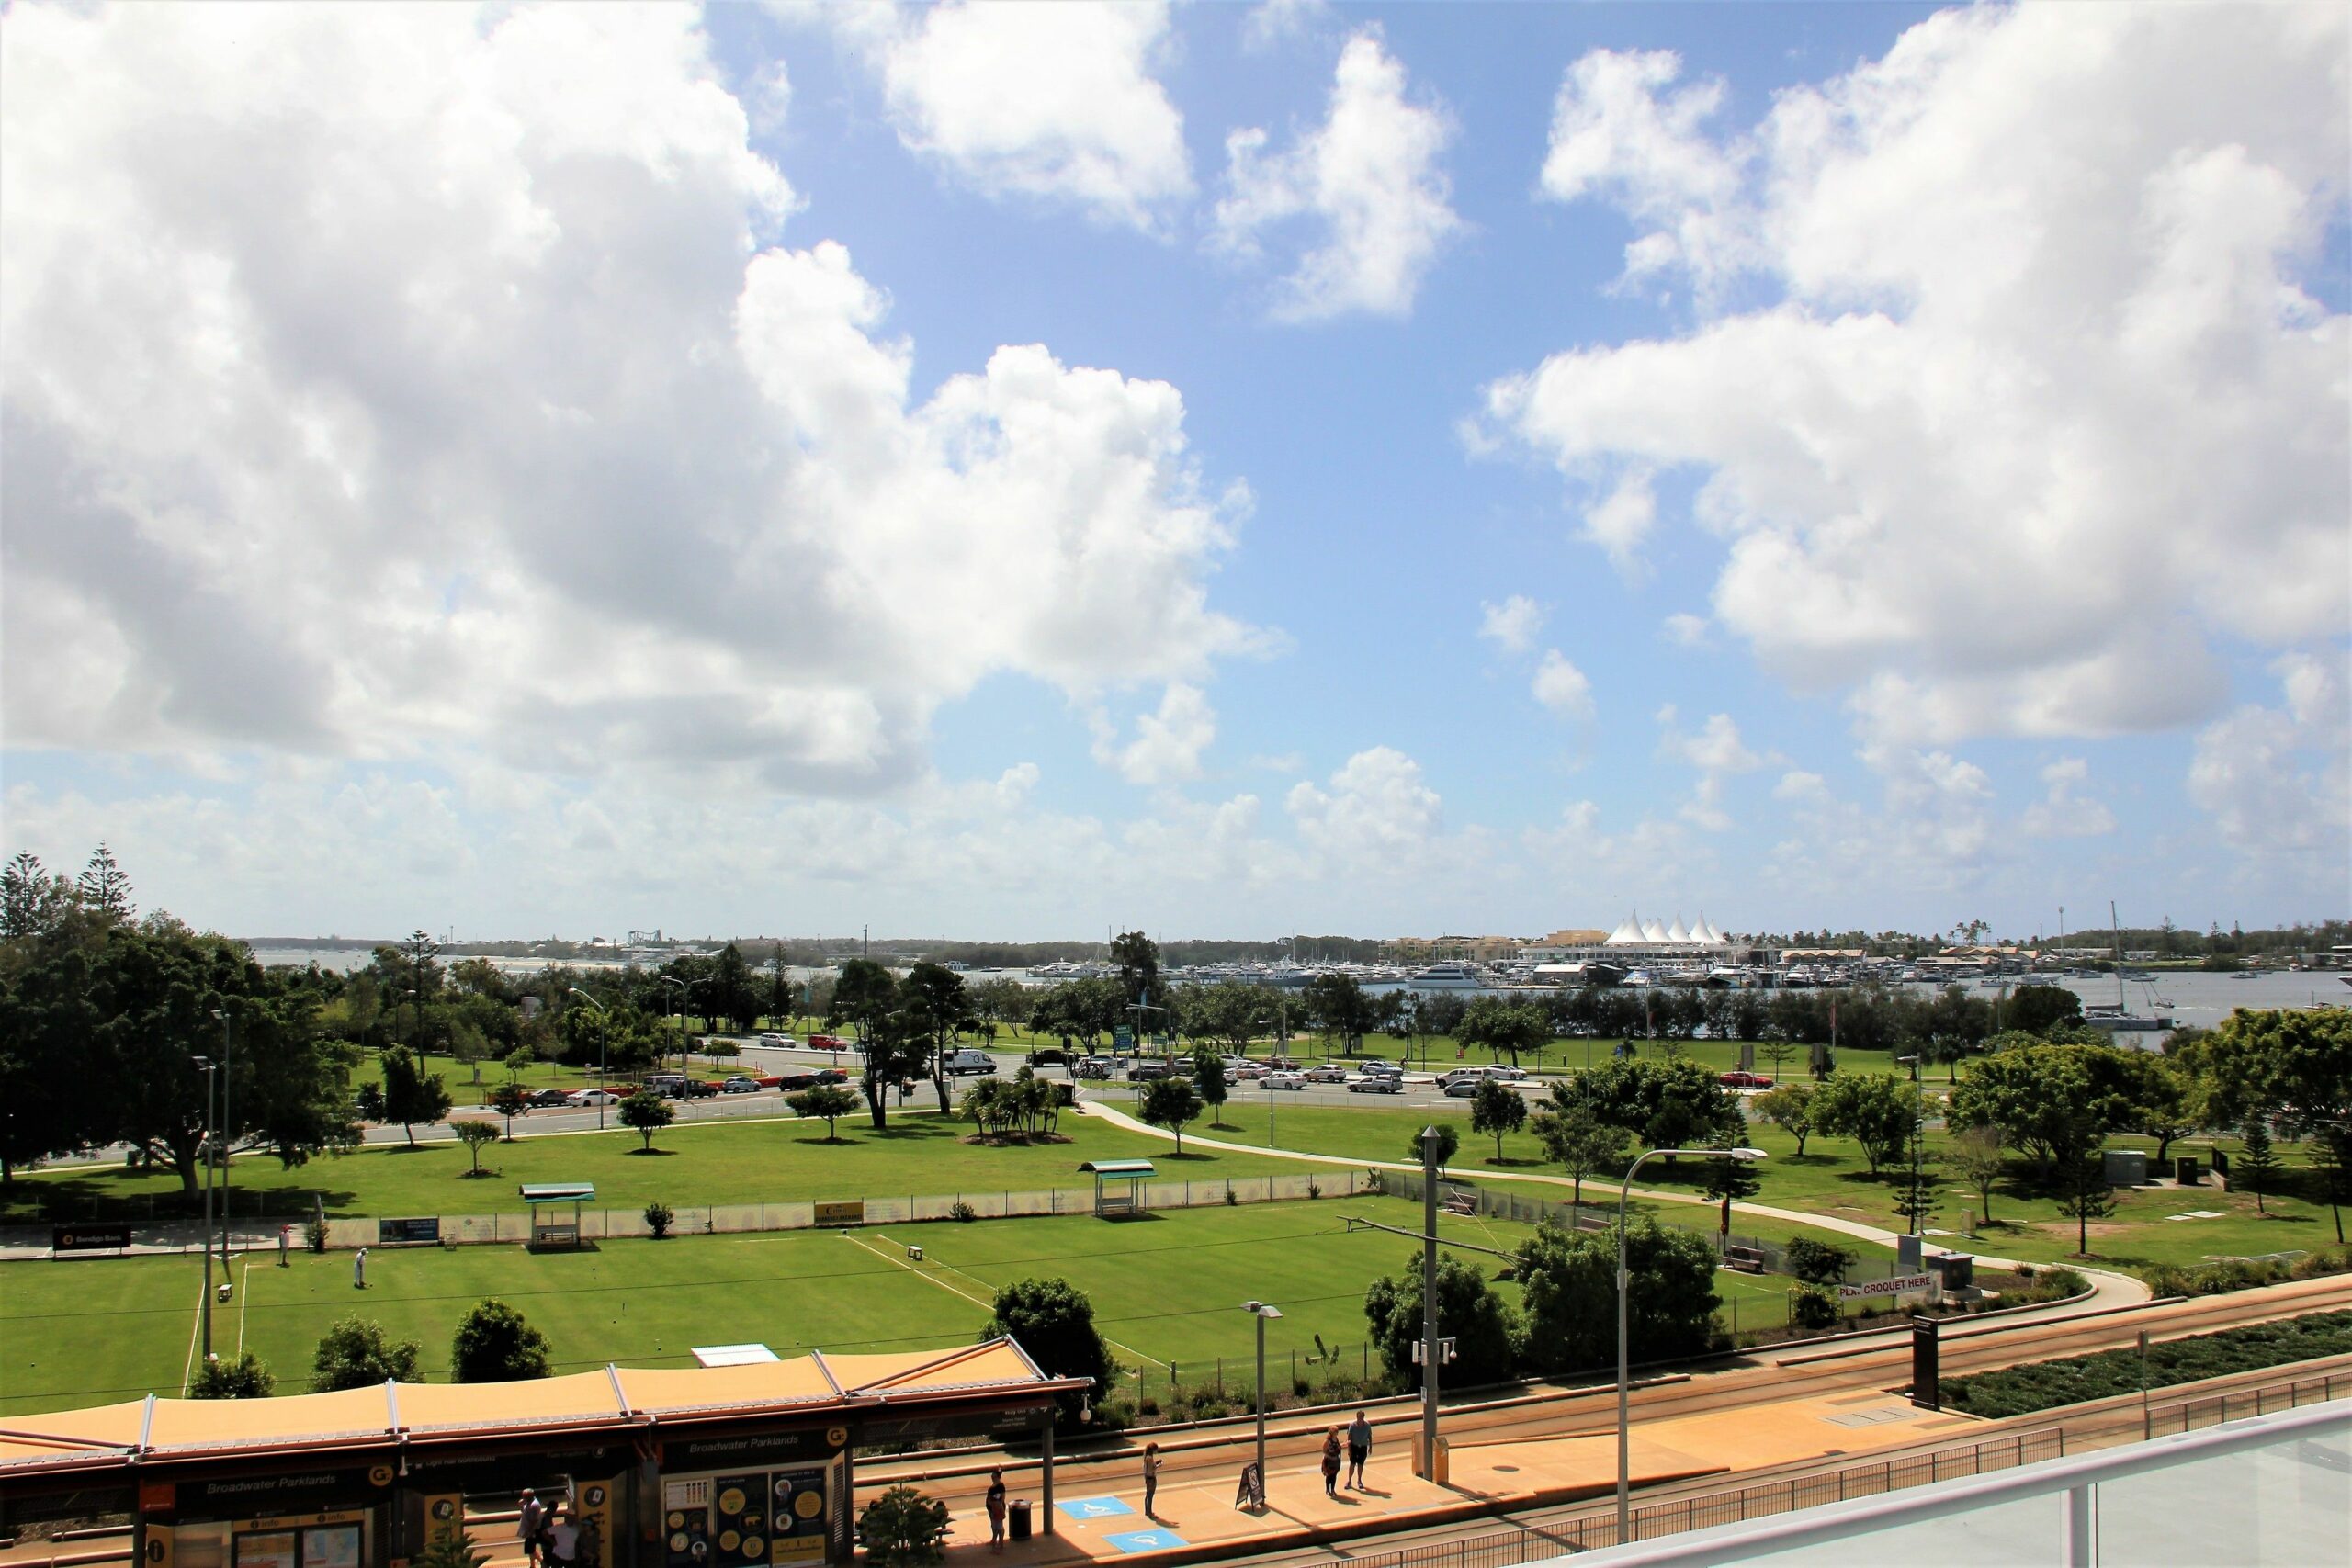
[
  {"x1": 1320, "y1": 1428, "x2": 1342, "y2": 1498},
  {"x1": 1141, "y1": 1443, "x2": 1161, "y2": 1519},
  {"x1": 517, "y1": 1491, "x2": 545, "y2": 1566},
  {"x1": 353, "y1": 1247, "x2": 368, "y2": 1289},
  {"x1": 278, "y1": 1224, "x2": 291, "y2": 1268},
  {"x1": 546, "y1": 1509, "x2": 581, "y2": 1568},
  {"x1": 1232, "y1": 1461, "x2": 1261, "y2": 1510},
  {"x1": 985, "y1": 1470, "x2": 1007, "y2": 1551},
  {"x1": 1346, "y1": 1410, "x2": 1372, "y2": 1488}
]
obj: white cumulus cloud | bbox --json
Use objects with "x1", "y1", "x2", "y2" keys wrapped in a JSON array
[
  {"x1": 1092, "y1": 682, "x2": 1217, "y2": 785},
  {"x1": 821, "y1": 0, "x2": 1193, "y2": 231},
  {"x1": 1479, "y1": 594, "x2": 1546, "y2": 655},
  {"x1": 0, "y1": 2, "x2": 1257, "y2": 794},
  {"x1": 1287, "y1": 746, "x2": 1442, "y2": 859},
  {"x1": 1483, "y1": 4, "x2": 2349, "y2": 746},
  {"x1": 1214, "y1": 28, "x2": 1461, "y2": 320},
  {"x1": 2187, "y1": 652, "x2": 2350, "y2": 861},
  {"x1": 1532, "y1": 650, "x2": 1595, "y2": 720},
  {"x1": 2019, "y1": 758, "x2": 2117, "y2": 839}
]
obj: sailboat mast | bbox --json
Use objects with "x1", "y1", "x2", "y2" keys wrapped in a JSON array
[{"x1": 2110, "y1": 901, "x2": 2127, "y2": 1011}]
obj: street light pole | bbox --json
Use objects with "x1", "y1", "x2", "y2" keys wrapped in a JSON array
[
  {"x1": 568, "y1": 988, "x2": 610, "y2": 1131},
  {"x1": 1897, "y1": 1055, "x2": 1925, "y2": 1236},
  {"x1": 1618, "y1": 1145, "x2": 1765, "y2": 1542},
  {"x1": 216, "y1": 1009, "x2": 232, "y2": 1270},
  {"x1": 657, "y1": 976, "x2": 688, "y2": 1069},
  {"x1": 1243, "y1": 1301, "x2": 1283, "y2": 1503}
]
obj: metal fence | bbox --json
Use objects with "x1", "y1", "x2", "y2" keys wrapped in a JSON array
[{"x1": 254, "y1": 1169, "x2": 1379, "y2": 1249}]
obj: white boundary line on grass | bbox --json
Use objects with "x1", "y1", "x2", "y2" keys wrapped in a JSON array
[
  {"x1": 178, "y1": 1275, "x2": 204, "y2": 1395},
  {"x1": 237, "y1": 1258, "x2": 252, "y2": 1356},
  {"x1": 842, "y1": 1229, "x2": 1170, "y2": 1372}
]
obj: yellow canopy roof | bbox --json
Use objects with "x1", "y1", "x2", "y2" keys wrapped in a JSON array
[{"x1": 0, "y1": 1340, "x2": 1080, "y2": 1478}]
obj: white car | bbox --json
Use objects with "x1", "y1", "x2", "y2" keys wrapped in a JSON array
[
  {"x1": 1345, "y1": 1073, "x2": 1404, "y2": 1094},
  {"x1": 1264, "y1": 1070, "x2": 1309, "y2": 1090},
  {"x1": 760, "y1": 1032, "x2": 797, "y2": 1047},
  {"x1": 571, "y1": 1088, "x2": 620, "y2": 1105},
  {"x1": 1306, "y1": 1063, "x2": 1350, "y2": 1084},
  {"x1": 1399, "y1": 1072, "x2": 1439, "y2": 1088},
  {"x1": 1227, "y1": 1062, "x2": 1268, "y2": 1082}
]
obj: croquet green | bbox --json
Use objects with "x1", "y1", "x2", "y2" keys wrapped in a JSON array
[{"x1": 0, "y1": 1196, "x2": 1811, "y2": 1417}]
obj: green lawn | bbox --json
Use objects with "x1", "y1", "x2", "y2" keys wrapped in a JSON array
[
  {"x1": 0, "y1": 1195, "x2": 1815, "y2": 1416},
  {"x1": 3, "y1": 1111, "x2": 1303, "y2": 1224}
]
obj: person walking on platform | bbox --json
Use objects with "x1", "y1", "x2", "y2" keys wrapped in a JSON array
[
  {"x1": 1320, "y1": 1428, "x2": 1342, "y2": 1498},
  {"x1": 984, "y1": 1470, "x2": 1007, "y2": 1551},
  {"x1": 1142, "y1": 1443, "x2": 1162, "y2": 1519},
  {"x1": 1346, "y1": 1410, "x2": 1373, "y2": 1488}
]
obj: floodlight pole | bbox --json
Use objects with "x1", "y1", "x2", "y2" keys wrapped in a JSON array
[
  {"x1": 215, "y1": 1009, "x2": 232, "y2": 1271},
  {"x1": 193, "y1": 1055, "x2": 216, "y2": 1362},
  {"x1": 1618, "y1": 1145, "x2": 1765, "y2": 1542},
  {"x1": 1419, "y1": 1124, "x2": 1442, "y2": 1479},
  {"x1": 568, "y1": 988, "x2": 609, "y2": 1130}
]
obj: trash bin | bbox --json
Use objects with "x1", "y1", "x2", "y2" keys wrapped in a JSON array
[{"x1": 1008, "y1": 1501, "x2": 1032, "y2": 1542}]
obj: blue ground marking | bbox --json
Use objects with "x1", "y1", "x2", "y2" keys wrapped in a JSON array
[
  {"x1": 1103, "y1": 1529, "x2": 1186, "y2": 1553},
  {"x1": 1054, "y1": 1497, "x2": 1136, "y2": 1520}
]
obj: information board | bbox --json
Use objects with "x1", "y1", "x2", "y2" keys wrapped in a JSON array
[
  {"x1": 53, "y1": 1224, "x2": 133, "y2": 1253},
  {"x1": 377, "y1": 1217, "x2": 441, "y2": 1245},
  {"x1": 811, "y1": 1201, "x2": 864, "y2": 1228}
]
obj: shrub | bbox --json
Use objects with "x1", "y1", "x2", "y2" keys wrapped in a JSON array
[
  {"x1": 1225, "y1": 1187, "x2": 1238, "y2": 1205},
  {"x1": 450, "y1": 1298, "x2": 551, "y2": 1382},
  {"x1": 948, "y1": 1200, "x2": 976, "y2": 1223},
  {"x1": 856, "y1": 1486, "x2": 950, "y2": 1568},
  {"x1": 1789, "y1": 1285, "x2": 1839, "y2": 1331},
  {"x1": 414, "y1": 1532, "x2": 490, "y2": 1568},
  {"x1": 644, "y1": 1201, "x2": 674, "y2": 1239},
  {"x1": 1782, "y1": 1236, "x2": 1856, "y2": 1286},
  {"x1": 1306, "y1": 1179, "x2": 1322, "y2": 1200},
  {"x1": 313, "y1": 1314, "x2": 422, "y2": 1391},
  {"x1": 305, "y1": 1218, "x2": 328, "y2": 1253},
  {"x1": 191, "y1": 1350, "x2": 274, "y2": 1399}
]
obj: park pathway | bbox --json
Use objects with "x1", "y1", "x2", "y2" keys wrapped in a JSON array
[{"x1": 1074, "y1": 1100, "x2": 2152, "y2": 1314}]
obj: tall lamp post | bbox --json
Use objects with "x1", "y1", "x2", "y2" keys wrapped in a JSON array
[
  {"x1": 1896, "y1": 1055, "x2": 1925, "y2": 1236},
  {"x1": 1419, "y1": 1124, "x2": 1442, "y2": 1480},
  {"x1": 1617, "y1": 1145, "x2": 1765, "y2": 1541},
  {"x1": 567, "y1": 988, "x2": 610, "y2": 1130},
  {"x1": 213, "y1": 1008, "x2": 233, "y2": 1271},
  {"x1": 1242, "y1": 1300, "x2": 1283, "y2": 1503},
  {"x1": 656, "y1": 976, "x2": 689, "y2": 1069},
  {"x1": 192, "y1": 1054, "x2": 219, "y2": 1361}
]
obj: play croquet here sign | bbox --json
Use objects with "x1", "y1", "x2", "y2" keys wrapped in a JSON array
[{"x1": 1840, "y1": 1273, "x2": 1935, "y2": 1300}]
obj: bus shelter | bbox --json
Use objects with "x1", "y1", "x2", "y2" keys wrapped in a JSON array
[
  {"x1": 521, "y1": 1182, "x2": 594, "y2": 1249},
  {"x1": 0, "y1": 1341, "x2": 1090, "y2": 1568},
  {"x1": 1078, "y1": 1158, "x2": 1154, "y2": 1218}
]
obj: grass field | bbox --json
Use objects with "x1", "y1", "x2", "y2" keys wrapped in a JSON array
[
  {"x1": 1, "y1": 1111, "x2": 1304, "y2": 1224},
  {"x1": 0, "y1": 1196, "x2": 1816, "y2": 1418}
]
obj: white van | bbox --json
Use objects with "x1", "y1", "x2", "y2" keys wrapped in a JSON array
[{"x1": 944, "y1": 1048, "x2": 996, "y2": 1076}]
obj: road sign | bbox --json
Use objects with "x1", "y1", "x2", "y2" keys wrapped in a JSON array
[{"x1": 1053, "y1": 1497, "x2": 1134, "y2": 1521}]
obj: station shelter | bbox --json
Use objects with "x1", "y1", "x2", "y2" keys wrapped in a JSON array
[
  {"x1": 1077, "y1": 1159, "x2": 1154, "y2": 1218},
  {"x1": 0, "y1": 1341, "x2": 1085, "y2": 1568}
]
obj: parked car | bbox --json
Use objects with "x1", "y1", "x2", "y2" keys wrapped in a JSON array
[
  {"x1": 1265, "y1": 1070, "x2": 1309, "y2": 1090},
  {"x1": 1305, "y1": 1063, "x2": 1349, "y2": 1083},
  {"x1": 1345, "y1": 1073, "x2": 1404, "y2": 1094},
  {"x1": 1125, "y1": 1061, "x2": 1171, "y2": 1082},
  {"x1": 528, "y1": 1088, "x2": 572, "y2": 1108},
  {"x1": 570, "y1": 1088, "x2": 620, "y2": 1105},
  {"x1": 720, "y1": 1077, "x2": 763, "y2": 1094},
  {"x1": 1718, "y1": 1071, "x2": 1775, "y2": 1089},
  {"x1": 760, "y1": 1032, "x2": 797, "y2": 1047},
  {"x1": 945, "y1": 1048, "x2": 996, "y2": 1076}
]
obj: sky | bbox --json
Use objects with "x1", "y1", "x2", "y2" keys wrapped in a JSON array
[{"x1": 1, "y1": 0, "x2": 2346, "y2": 943}]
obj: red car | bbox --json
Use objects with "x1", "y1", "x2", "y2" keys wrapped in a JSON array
[
  {"x1": 1718, "y1": 1071, "x2": 1774, "y2": 1089},
  {"x1": 809, "y1": 1033, "x2": 850, "y2": 1052}
]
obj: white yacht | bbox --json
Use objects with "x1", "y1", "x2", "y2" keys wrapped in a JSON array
[{"x1": 1407, "y1": 961, "x2": 1487, "y2": 990}]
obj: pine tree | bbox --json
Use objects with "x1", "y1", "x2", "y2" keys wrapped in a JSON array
[
  {"x1": 2054, "y1": 1152, "x2": 2118, "y2": 1257},
  {"x1": 75, "y1": 843, "x2": 135, "y2": 921},
  {"x1": 2235, "y1": 1117, "x2": 2281, "y2": 1217}
]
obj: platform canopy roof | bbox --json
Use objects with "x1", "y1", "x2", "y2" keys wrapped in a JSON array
[{"x1": 0, "y1": 1339, "x2": 1081, "y2": 1480}]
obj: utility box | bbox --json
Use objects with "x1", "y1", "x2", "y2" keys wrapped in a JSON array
[
  {"x1": 2174, "y1": 1155, "x2": 2202, "y2": 1186},
  {"x1": 1927, "y1": 1251, "x2": 1974, "y2": 1294},
  {"x1": 1897, "y1": 1233, "x2": 1923, "y2": 1272},
  {"x1": 2103, "y1": 1149, "x2": 2149, "y2": 1188}
]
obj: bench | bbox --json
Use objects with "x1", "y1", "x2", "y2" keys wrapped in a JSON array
[
  {"x1": 1442, "y1": 1192, "x2": 1477, "y2": 1217},
  {"x1": 1722, "y1": 1244, "x2": 1768, "y2": 1275}
]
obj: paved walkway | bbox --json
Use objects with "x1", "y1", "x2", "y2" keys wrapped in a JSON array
[
  {"x1": 918, "y1": 1386, "x2": 1973, "y2": 1566},
  {"x1": 1075, "y1": 1101, "x2": 2152, "y2": 1313}
]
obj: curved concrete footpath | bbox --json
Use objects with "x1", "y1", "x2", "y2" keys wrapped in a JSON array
[{"x1": 1075, "y1": 1100, "x2": 2152, "y2": 1314}]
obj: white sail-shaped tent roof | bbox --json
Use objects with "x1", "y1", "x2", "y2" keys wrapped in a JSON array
[
  {"x1": 1604, "y1": 913, "x2": 1646, "y2": 946},
  {"x1": 1641, "y1": 917, "x2": 1669, "y2": 942},
  {"x1": 1692, "y1": 914, "x2": 1727, "y2": 945},
  {"x1": 1667, "y1": 915, "x2": 1691, "y2": 943}
]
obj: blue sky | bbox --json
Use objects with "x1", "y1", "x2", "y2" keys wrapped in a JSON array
[{"x1": 2, "y1": 1, "x2": 2345, "y2": 942}]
